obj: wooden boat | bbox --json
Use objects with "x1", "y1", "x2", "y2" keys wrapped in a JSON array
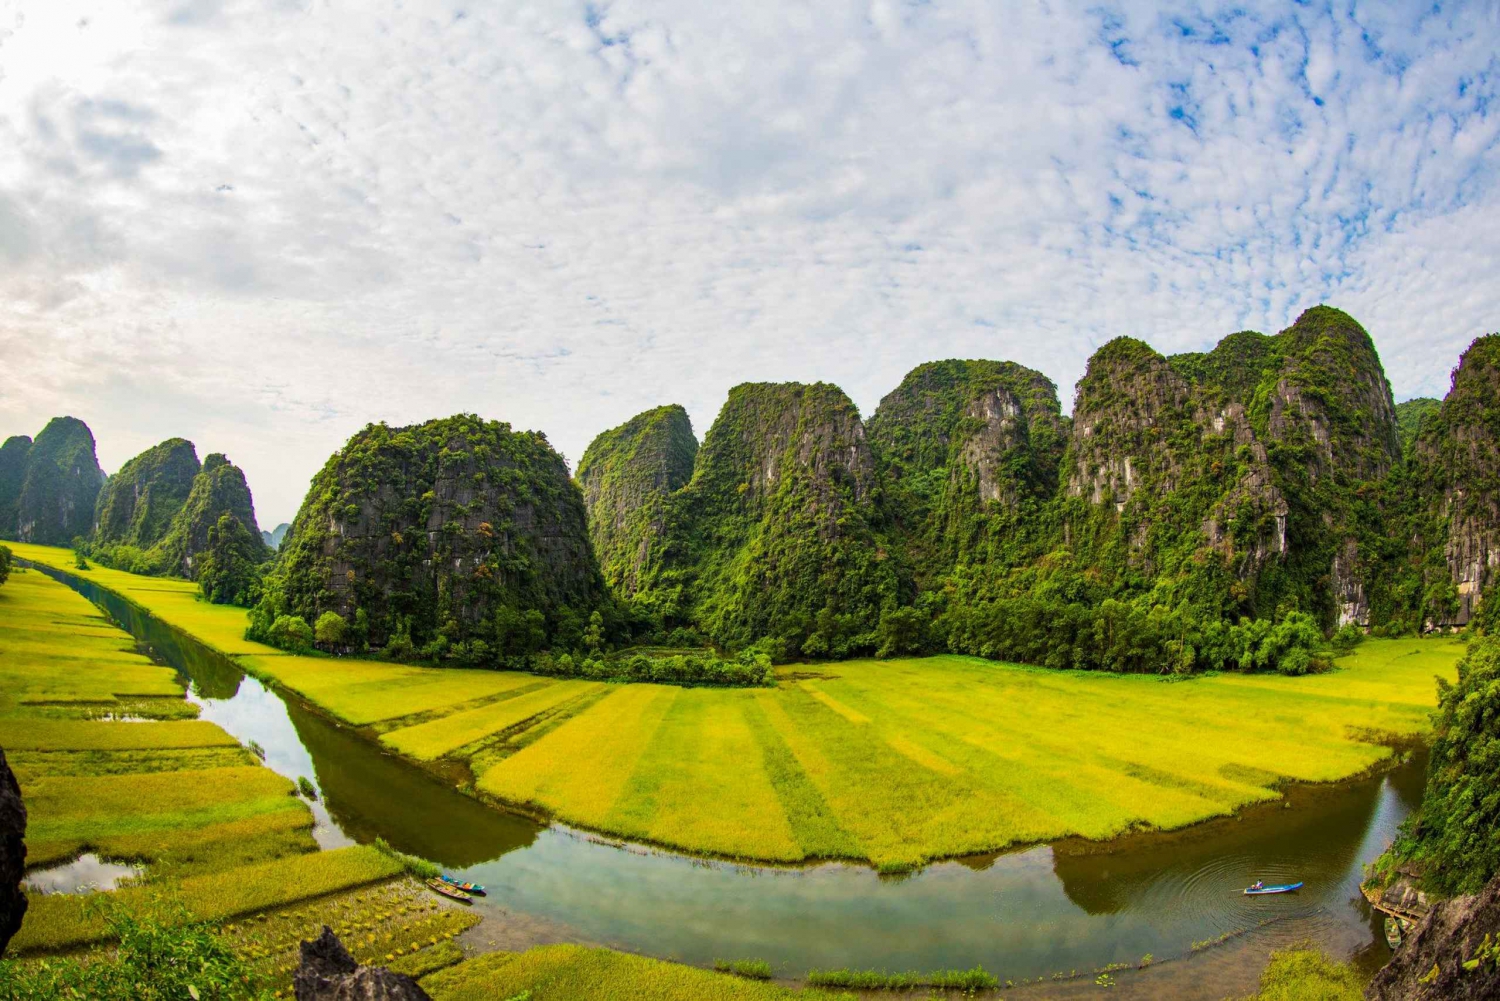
[
  {"x1": 438, "y1": 874, "x2": 486, "y2": 895},
  {"x1": 426, "y1": 878, "x2": 473, "y2": 903},
  {"x1": 1243, "y1": 881, "x2": 1303, "y2": 895}
]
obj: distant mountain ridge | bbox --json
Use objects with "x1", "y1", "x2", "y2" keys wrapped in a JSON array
[
  {"x1": 9, "y1": 304, "x2": 1499, "y2": 675},
  {"x1": 577, "y1": 306, "x2": 1500, "y2": 670}
]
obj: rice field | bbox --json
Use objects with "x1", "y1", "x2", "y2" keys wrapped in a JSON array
[
  {"x1": 8, "y1": 845, "x2": 403, "y2": 955},
  {"x1": 0, "y1": 561, "x2": 345, "y2": 963},
  {"x1": 0, "y1": 718, "x2": 239, "y2": 750},
  {"x1": 6, "y1": 543, "x2": 1466, "y2": 870},
  {"x1": 422, "y1": 944, "x2": 851, "y2": 1000},
  {"x1": 3, "y1": 542, "x2": 271, "y2": 655},
  {"x1": 220, "y1": 877, "x2": 479, "y2": 992},
  {"x1": 474, "y1": 641, "x2": 1461, "y2": 868}
]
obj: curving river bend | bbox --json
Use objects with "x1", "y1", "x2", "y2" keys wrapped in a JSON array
[{"x1": 39, "y1": 564, "x2": 1415, "y2": 984}]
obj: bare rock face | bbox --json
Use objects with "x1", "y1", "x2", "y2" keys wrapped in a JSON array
[
  {"x1": 294, "y1": 927, "x2": 431, "y2": 1001},
  {"x1": 1366, "y1": 873, "x2": 1500, "y2": 1001},
  {"x1": 0, "y1": 747, "x2": 28, "y2": 957}
]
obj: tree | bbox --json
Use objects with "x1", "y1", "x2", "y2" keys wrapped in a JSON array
[
  {"x1": 0, "y1": 544, "x2": 9, "y2": 589},
  {"x1": 1395, "y1": 635, "x2": 1500, "y2": 894},
  {"x1": 196, "y1": 512, "x2": 263, "y2": 606},
  {"x1": 314, "y1": 611, "x2": 348, "y2": 650},
  {"x1": 268, "y1": 614, "x2": 314, "y2": 653},
  {"x1": 583, "y1": 610, "x2": 605, "y2": 655}
]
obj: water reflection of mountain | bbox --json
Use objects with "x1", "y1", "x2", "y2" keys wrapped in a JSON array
[
  {"x1": 1050, "y1": 763, "x2": 1404, "y2": 917},
  {"x1": 284, "y1": 695, "x2": 538, "y2": 867}
]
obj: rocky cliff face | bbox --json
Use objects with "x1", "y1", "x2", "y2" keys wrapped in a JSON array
[
  {"x1": 277, "y1": 414, "x2": 602, "y2": 651},
  {"x1": 868, "y1": 360, "x2": 1068, "y2": 579},
  {"x1": 149, "y1": 453, "x2": 269, "y2": 579},
  {"x1": 1365, "y1": 872, "x2": 1500, "y2": 1001},
  {"x1": 1057, "y1": 308, "x2": 1399, "y2": 624},
  {"x1": 0, "y1": 748, "x2": 27, "y2": 957},
  {"x1": 596, "y1": 383, "x2": 904, "y2": 655},
  {"x1": 0, "y1": 436, "x2": 30, "y2": 540},
  {"x1": 293, "y1": 927, "x2": 430, "y2": 1001},
  {"x1": 1411, "y1": 336, "x2": 1500, "y2": 625},
  {"x1": 93, "y1": 438, "x2": 201, "y2": 548},
  {"x1": 1397, "y1": 398, "x2": 1442, "y2": 459},
  {"x1": 15, "y1": 417, "x2": 105, "y2": 546},
  {"x1": 576, "y1": 405, "x2": 697, "y2": 597}
]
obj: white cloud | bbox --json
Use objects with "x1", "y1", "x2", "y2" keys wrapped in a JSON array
[{"x1": 0, "y1": 0, "x2": 1498, "y2": 524}]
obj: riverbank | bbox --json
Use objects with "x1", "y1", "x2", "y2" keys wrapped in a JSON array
[
  {"x1": 1, "y1": 545, "x2": 1449, "y2": 997},
  {"x1": 4, "y1": 542, "x2": 1462, "y2": 873}
]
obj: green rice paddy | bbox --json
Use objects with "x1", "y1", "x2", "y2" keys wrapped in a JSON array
[
  {"x1": 422, "y1": 944, "x2": 850, "y2": 1000},
  {"x1": 5, "y1": 543, "x2": 1465, "y2": 871},
  {"x1": 8, "y1": 844, "x2": 403, "y2": 955}
]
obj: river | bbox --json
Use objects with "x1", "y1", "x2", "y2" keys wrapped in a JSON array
[{"x1": 35, "y1": 564, "x2": 1416, "y2": 985}]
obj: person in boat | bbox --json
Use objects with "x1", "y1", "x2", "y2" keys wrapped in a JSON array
[{"x1": 1250, "y1": 880, "x2": 1264, "y2": 891}]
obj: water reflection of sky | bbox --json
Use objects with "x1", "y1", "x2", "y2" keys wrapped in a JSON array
[
  {"x1": 188, "y1": 677, "x2": 353, "y2": 850},
  {"x1": 49, "y1": 564, "x2": 1415, "y2": 982}
]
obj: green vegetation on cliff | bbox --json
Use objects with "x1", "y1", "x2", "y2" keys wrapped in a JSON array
[
  {"x1": 599, "y1": 383, "x2": 909, "y2": 659},
  {"x1": 576, "y1": 308, "x2": 1421, "y2": 673},
  {"x1": 866, "y1": 359, "x2": 1068, "y2": 585},
  {"x1": 1396, "y1": 397, "x2": 1442, "y2": 458},
  {"x1": 263, "y1": 414, "x2": 604, "y2": 662},
  {"x1": 147, "y1": 453, "x2": 269, "y2": 583},
  {"x1": 576, "y1": 404, "x2": 697, "y2": 601},
  {"x1": 0, "y1": 436, "x2": 29, "y2": 539},
  {"x1": 1390, "y1": 633, "x2": 1500, "y2": 894},
  {"x1": 92, "y1": 437, "x2": 200, "y2": 549},
  {"x1": 13, "y1": 417, "x2": 104, "y2": 546}
]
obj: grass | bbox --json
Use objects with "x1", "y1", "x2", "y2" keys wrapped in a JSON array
[
  {"x1": 0, "y1": 719, "x2": 238, "y2": 750},
  {"x1": 8, "y1": 747, "x2": 256, "y2": 779},
  {"x1": 804, "y1": 966, "x2": 999, "y2": 989},
  {"x1": 380, "y1": 680, "x2": 602, "y2": 760},
  {"x1": 21, "y1": 765, "x2": 306, "y2": 865},
  {"x1": 9, "y1": 844, "x2": 403, "y2": 955},
  {"x1": 422, "y1": 945, "x2": 851, "y2": 1000},
  {"x1": 1234, "y1": 947, "x2": 1366, "y2": 1000},
  {"x1": 7, "y1": 543, "x2": 1466, "y2": 869},
  {"x1": 714, "y1": 959, "x2": 773, "y2": 980}
]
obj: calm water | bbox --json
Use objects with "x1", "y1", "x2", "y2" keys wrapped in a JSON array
[{"x1": 38, "y1": 563, "x2": 1417, "y2": 981}]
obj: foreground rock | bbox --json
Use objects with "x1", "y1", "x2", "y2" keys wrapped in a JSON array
[
  {"x1": 294, "y1": 926, "x2": 430, "y2": 1001},
  {"x1": 0, "y1": 747, "x2": 27, "y2": 956},
  {"x1": 1366, "y1": 872, "x2": 1500, "y2": 1000}
]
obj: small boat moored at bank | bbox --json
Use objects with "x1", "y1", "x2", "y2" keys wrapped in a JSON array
[
  {"x1": 438, "y1": 874, "x2": 486, "y2": 895},
  {"x1": 426, "y1": 878, "x2": 473, "y2": 903},
  {"x1": 1243, "y1": 881, "x2": 1303, "y2": 895}
]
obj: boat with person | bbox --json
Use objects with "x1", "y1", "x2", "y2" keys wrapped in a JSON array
[{"x1": 1243, "y1": 880, "x2": 1303, "y2": 895}]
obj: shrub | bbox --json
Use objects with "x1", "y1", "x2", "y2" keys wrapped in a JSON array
[
  {"x1": 0, "y1": 893, "x2": 271, "y2": 1000},
  {"x1": 314, "y1": 610, "x2": 348, "y2": 649},
  {"x1": 373, "y1": 836, "x2": 440, "y2": 880},
  {"x1": 1392, "y1": 635, "x2": 1500, "y2": 893},
  {"x1": 267, "y1": 615, "x2": 314, "y2": 652},
  {"x1": 1330, "y1": 624, "x2": 1365, "y2": 653}
]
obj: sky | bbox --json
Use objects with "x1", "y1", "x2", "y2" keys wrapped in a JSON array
[{"x1": 1, "y1": 1, "x2": 1498, "y2": 527}]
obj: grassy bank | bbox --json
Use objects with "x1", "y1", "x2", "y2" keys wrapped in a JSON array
[
  {"x1": 422, "y1": 944, "x2": 850, "y2": 1000},
  {"x1": 6, "y1": 543, "x2": 1464, "y2": 869}
]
